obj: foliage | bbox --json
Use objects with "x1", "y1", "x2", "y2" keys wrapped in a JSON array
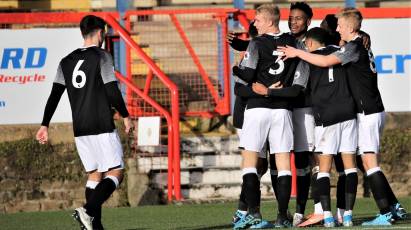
[
  {"x1": 380, "y1": 128, "x2": 411, "y2": 169},
  {"x1": 0, "y1": 138, "x2": 83, "y2": 182}
]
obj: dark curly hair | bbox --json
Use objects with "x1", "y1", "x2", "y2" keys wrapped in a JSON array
[{"x1": 290, "y1": 2, "x2": 313, "y2": 19}]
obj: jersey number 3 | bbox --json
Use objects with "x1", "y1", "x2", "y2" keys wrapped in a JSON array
[
  {"x1": 72, "y1": 60, "x2": 86, "y2": 88},
  {"x1": 268, "y1": 50, "x2": 285, "y2": 76}
]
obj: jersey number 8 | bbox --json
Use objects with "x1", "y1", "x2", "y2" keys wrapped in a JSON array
[{"x1": 72, "y1": 60, "x2": 86, "y2": 88}]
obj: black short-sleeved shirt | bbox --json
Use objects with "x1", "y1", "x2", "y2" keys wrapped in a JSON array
[
  {"x1": 295, "y1": 46, "x2": 356, "y2": 126},
  {"x1": 54, "y1": 46, "x2": 118, "y2": 137},
  {"x1": 292, "y1": 37, "x2": 312, "y2": 109},
  {"x1": 240, "y1": 32, "x2": 298, "y2": 110},
  {"x1": 332, "y1": 36, "x2": 384, "y2": 114}
]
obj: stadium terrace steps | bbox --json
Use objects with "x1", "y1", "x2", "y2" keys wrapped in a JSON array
[
  {"x1": 126, "y1": 14, "x2": 225, "y2": 117},
  {"x1": 135, "y1": 133, "x2": 276, "y2": 200},
  {"x1": 130, "y1": 57, "x2": 218, "y2": 75},
  {"x1": 127, "y1": 73, "x2": 219, "y2": 114},
  {"x1": 130, "y1": 43, "x2": 218, "y2": 59}
]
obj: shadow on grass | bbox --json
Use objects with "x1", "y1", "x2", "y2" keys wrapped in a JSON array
[
  {"x1": 179, "y1": 224, "x2": 233, "y2": 230},
  {"x1": 355, "y1": 214, "x2": 411, "y2": 226}
]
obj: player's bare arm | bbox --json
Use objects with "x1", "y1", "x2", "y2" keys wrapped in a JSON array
[
  {"x1": 252, "y1": 82, "x2": 268, "y2": 95},
  {"x1": 278, "y1": 45, "x2": 341, "y2": 67},
  {"x1": 123, "y1": 117, "x2": 132, "y2": 134},
  {"x1": 252, "y1": 81, "x2": 283, "y2": 95}
]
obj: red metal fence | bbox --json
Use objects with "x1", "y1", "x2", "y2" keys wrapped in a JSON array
[{"x1": 1, "y1": 7, "x2": 410, "y2": 202}]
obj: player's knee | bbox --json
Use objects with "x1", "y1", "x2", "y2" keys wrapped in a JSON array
[{"x1": 87, "y1": 171, "x2": 103, "y2": 182}]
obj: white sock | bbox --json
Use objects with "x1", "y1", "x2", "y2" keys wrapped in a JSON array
[
  {"x1": 314, "y1": 202, "x2": 323, "y2": 214},
  {"x1": 324, "y1": 211, "x2": 333, "y2": 219},
  {"x1": 238, "y1": 210, "x2": 247, "y2": 215},
  {"x1": 105, "y1": 175, "x2": 119, "y2": 188},
  {"x1": 242, "y1": 167, "x2": 258, "y2": 177},
  {"x1": 85, "y1": 180, "x2": 99, "y2": 189},
  {"x1": 337, "y1": 208, "x2": 345, "y2": 219},
  {"x1": 366, "y1": 167, "x2": 381, "y2": 176},
  {"x1": 295, "y1": 213, "x2": 304, "y2": 218},
  {"x1": 344, "y1": 210, "x2": 352, "y2": 217}
]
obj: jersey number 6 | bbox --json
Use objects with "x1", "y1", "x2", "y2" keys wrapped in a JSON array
[{"x1": 72, "y1": 60, "x2": 86, "y2": 88}]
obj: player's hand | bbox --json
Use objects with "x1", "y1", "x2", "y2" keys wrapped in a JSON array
[
  {"x1": 36, "y1": 126, "x2": 49, "y2": 144},
  {"x1": 278, "y1": 45, "x2": 298, "y2": 61},
  {"x1": 252, "y1": 82, "x2": 268, "y2": 96},
  {"x1": 269, "y1": 81, "x2": 283, "y2": 89},
  {"x1": 123, "y1": 117, "x2": 133, "y2": 134},
  {"x1": 226, "y1": 32, "x2": 236, "y2": 44}
]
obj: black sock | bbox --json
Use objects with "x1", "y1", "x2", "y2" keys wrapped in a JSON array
[
  {"x1": 271, "y1": 174, "x2": 278, "y2": 200},
  {"x1": 277, "y1": 175, "x2": 291, "y2": 216},
  {"x1": 243, "y1": 173, "x2": 261, "y2": 217},
  {"x1": 336, "y1": 174, "x2": 346, "y2": 210},
  {"x1": 345, "y1": 172, "x2": 358, "y2": 211},
  {"x1": 311, "y1": 172, "x2": 320, "y2": 204},
  {"x1": 238, "y1": 183, "x2": 248, "y2": 211},
  {"x1": 84, "y1": 178, "x2": 116, "y2": 217},
  {"x1": 317, "y1": 176, "x2": 331, "y2": 211},
  {"x1": 269, "y1": 156, "x2": 279, "y2": 200},
  {"x1": 368, "y1": 171, "x2": 391, "y2": 214},
  {"x1": 380, "y1": 172, "x2": 399, "y2": 206},
  {"x1": 295, "y1": 152, "x2": 310, "y2": 215},
  {"x1": 296, "y1": 174, "x2": 310, "y2": 214},
  {"x1": 86, "y1": 187, "x2": 103, "y2": 229}
]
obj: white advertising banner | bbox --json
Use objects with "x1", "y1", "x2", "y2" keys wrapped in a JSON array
[
  {"x1": 0, "y1": 18, "x2": 410, "y2": 125},
  {"x1": 281, "y1": 18, "x2": 411, "y2": 112},
  {"x1": 0, "y1": 28, "x2": 83, "y2": 125},
  {"x1": 362, "y1": 18, "x2": 411, "y2": 112}
]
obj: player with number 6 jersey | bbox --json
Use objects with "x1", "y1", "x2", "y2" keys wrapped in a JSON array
[
  {"x1": 54, "y1": 46, "x2": 125, "y2": 137},
  {"x1": 36, "y1": 15, "x2": 132, "y2": 230}
]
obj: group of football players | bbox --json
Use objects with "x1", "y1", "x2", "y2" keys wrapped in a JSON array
[{"x1": 228, "y1": 2, "x2": 407, "y2": 229}]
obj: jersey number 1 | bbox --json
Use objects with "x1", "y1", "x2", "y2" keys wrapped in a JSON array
[{"x1": 72, "y1": 60, "x2": 86, "y2": 88}]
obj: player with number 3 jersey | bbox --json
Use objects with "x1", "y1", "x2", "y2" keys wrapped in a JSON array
[{"x1": 232, "y1": 4, "x2": 298, "y2": 229}]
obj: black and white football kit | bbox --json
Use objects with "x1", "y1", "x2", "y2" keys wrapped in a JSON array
[
  {"x1": 234, "y1": 32, "x2": 298, "y2": 154},
  {"x1": 333, "y1": 36, "x2": 385, "y2": 155},
  {"x1": 234, "y1": 31, "x2": 298, "y2": 220},
  {"x1": 291, "y1": 45, "x2": 358, "y2": 218},
  {"x1": 304, "y1": 46, "x2": 358, "y2": 155},
  {"x1": 332, "y1": 36, "x2": 403, "y2": 217},
  {"x1": 41, "y1": 45, "x2": 129, "y2": 172}
]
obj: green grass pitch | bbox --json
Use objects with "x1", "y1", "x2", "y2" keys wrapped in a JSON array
[{"x1": 1, "y1": 197, "x2": 410, "y2": 229}]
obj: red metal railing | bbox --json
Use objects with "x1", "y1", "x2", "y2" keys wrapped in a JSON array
[
  {"x1": 1, "y1": 7, "x2": 410, "y2": 202},
  {"x1": 104, "y1": 14, "x2": 182, "y2": 201},
  {"x1": 124, "y1": 9, "x2": 236, "y2": 117},
  {"x1": 0, "y1": 11, "x2": 182, "y2": 201}
]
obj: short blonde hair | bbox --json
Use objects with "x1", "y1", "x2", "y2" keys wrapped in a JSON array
[
  {"x1": 337, "y1": 7, "x2": 363, "y2": 32},
  {"x1": 256, "y1": 4, "x2": 280, "y2": 27}
]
